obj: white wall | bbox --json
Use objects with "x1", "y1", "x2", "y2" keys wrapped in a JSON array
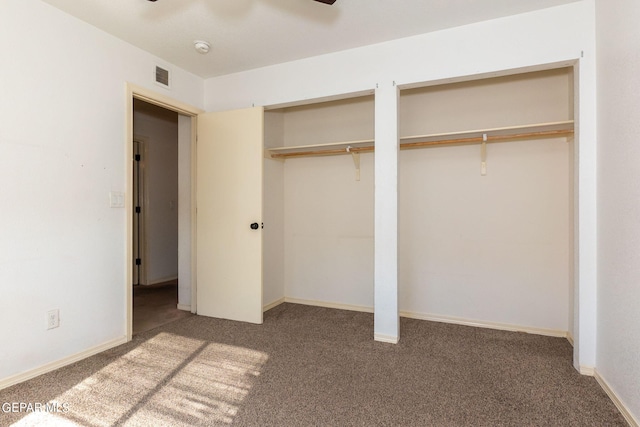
[
  {"x1": 595, "y1": 0, "x2": 640, "y2": 422},
  {"x1": 284, "y1": 154, "x2": 375, "y2": 307},
  {"x1": 134, "y1": 101, "x2": 179, "y2": 284},
  {"x1": 0, "y1": 0, "x2": 203, "y2": 384},
  {"x1": 273, "y1": 98, "x2": 375, "y2": 308},
  {"x1": 206, "y1": 1, "x2": 596, "y2": 363}
]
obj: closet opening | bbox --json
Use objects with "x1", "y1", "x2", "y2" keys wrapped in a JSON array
[
  {"x1": 397, "y1": 67, "x2": 575, "y2": 339},
  {"x1": 263, "y1": 94, "x2": 376, "y2": 315}
]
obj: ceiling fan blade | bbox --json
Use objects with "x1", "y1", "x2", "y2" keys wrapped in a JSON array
[{"x1": 314, "y1": 0, "x2": 337, "y2": 4}]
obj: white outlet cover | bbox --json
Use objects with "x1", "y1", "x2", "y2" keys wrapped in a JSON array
[{"x1": 47, "y1": 309, "x2": 60, "y2": 330}]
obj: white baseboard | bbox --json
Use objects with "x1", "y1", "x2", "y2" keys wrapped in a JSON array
[
  {"x1": 567, "y1": 332, "x2": 575, "y2": 347},
  {"x1": 263, "y1": 297, "x2": 285, "y2": 312},
  {"x1": 580, "y1": 365, "x2": 595, "y2": 376},
  {"x1": 374, "y1": 333, "x2": 399, "y2": 344},
  {"x1": 276, "y1": 298, "x2": 569, "y2": 341},
  {"x1": 400, "y1": 310, "x2": 569, "y2": 339},
  {"x1": 284, "y1": 297, "x2": 374, "y2": 314},
  {"x1": 595, "y1": 369, "x2": 640, "y2": 427},
  {"x1": 0, "y1": 336, "x2": 127, "y2": 391},
  {"x1": 177, "y1": 304, "x2": 191, "y2": 311}
]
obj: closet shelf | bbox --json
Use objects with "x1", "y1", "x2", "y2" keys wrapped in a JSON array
[
  {"x1": 267, "y1": 139, "x2": 374, "y2": 159},
  {"x1": 265, "y1": 120, "x2": 574, "y2": 159},
  {"x1": 400, "y1": 120, "x2": 574, "y2": 149}
]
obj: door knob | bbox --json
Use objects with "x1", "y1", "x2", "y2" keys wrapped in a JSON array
[{"x1": 250, "y1": 222, "x2": 259, "y2": 230}]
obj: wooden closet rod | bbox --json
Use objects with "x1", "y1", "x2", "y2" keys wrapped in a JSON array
[
  {"x1": 268, "y1": 128, "x2": 574, "y2": 159},
  {"x1": 400, "y1": 128, "x2": 574, "y2": 150},
  {"x1": 271, "y1": 145, "x2": 374, "y2": 159}
]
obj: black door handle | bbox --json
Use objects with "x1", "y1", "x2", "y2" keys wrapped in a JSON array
[{"x1": 250, "y1": 222, "x2": 259, "y2": 230}]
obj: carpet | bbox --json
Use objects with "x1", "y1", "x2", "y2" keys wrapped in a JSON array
[{"x1": 0, "y1": 303, "x2": 627, "y2": 426}]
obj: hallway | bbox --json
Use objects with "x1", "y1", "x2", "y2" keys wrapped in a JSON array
[{"x1": 133, "y1": 280, "x2": 192, "y2": 335}]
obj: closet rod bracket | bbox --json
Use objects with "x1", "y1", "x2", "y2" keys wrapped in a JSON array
[
  {"x1": 347, "y1": 146, "x2": 361, "y2": 181},
  {"x1": 481, "y1": 133, "x2": 487, "y2": 176}
]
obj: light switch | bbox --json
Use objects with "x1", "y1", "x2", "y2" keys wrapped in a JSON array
[{"x1": 109, "y1": 191, "x2": 125, "y2": 208}]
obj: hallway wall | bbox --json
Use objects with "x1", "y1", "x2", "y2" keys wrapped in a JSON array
[{"x1": 133, "y1": 100, "x2": 179, "y2": 285}]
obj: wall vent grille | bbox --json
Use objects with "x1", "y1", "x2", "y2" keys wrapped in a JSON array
[{"x1": 155, "y1": 66, "x2": 170, "y2": 88}]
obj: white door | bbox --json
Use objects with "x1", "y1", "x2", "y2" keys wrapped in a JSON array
[{"x1": 196, "y1": 107, "x2": 264, "y2": 324}]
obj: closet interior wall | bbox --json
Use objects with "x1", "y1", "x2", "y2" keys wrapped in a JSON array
[
  {"x1": 263, "y1": 96, "x2": 375, "y2": 309},
  {"x1": 398, "y1": 68, "x2": 574, "y2": 333}
]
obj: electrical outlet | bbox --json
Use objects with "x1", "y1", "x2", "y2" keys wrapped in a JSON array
[{"x1": 47, "y1": 309, "x2": 60, "y2": 330}]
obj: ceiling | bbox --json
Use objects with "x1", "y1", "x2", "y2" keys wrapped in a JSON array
[{"x1": 42, "y1": 0, "x2": 579, "y2": 79}]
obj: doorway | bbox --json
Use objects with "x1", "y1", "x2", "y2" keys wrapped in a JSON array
[
  {"x1": 126, "y1": 84, "x2": 202, "y2": 340},
  {"x1": 132, "y1": 99, "x2": 186, "y2": 334}
]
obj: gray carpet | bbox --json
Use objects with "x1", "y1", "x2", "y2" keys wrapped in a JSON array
[{"x1": 0, "y1": 303, "x2": 627, "y2": 426}]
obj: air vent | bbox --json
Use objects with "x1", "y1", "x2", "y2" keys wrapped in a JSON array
[{"x1": 155, "y1": 65, "x2": 170, "y2": 88}]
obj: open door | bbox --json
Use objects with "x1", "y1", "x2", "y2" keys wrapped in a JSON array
[{"x1": 196, "y1": 107, "x2": 264, "y2": 324}]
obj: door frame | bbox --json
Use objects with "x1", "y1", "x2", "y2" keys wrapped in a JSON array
[{"x1": 125, "y1": 83, "x2": 203, "y2": 341}]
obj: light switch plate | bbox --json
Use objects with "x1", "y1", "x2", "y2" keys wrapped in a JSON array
[{"x1": 109, "y1": 192, "x2": 125, "y2": 208}]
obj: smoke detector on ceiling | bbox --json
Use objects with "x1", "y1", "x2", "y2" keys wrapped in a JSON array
[{"x1": 194, "y1": 40, "x2": 211, "y2": 54}]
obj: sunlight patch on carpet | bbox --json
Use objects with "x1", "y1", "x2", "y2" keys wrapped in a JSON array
[{"x1": 11, "y1": 333, "x2": 269, "y2": 426}]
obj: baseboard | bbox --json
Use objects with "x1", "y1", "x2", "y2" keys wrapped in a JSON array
[
  {"x1": 263, "y1": 297, "x2": 285, "y2": 312},
  {"x1": 374, "y1": 333, "x2": 399, "y2": 344},
  {"x1": 595, "y1": 369, "x2": 639, "y2": 427},
  {"x1": 567, "y1": 332, "x2": 575, "y2": 347},
  {"x1": 400, "y1": 310, "x2": 569, "y2": 339},
  {"x1": 279, "y1": 298, "x2": 568, "y2": 340},
  {"x1": 580, "y1": 365, "x2": 595, "y2": 376},
  {"x1": 177, "y1": 304, "x2": 191, "y2": 311},
  {"x1": 0, "y1": 336, "x2": 127, "y2": 391},
  {"x1": 284, "y1": 297, "x2": 374, "y2": 314}
]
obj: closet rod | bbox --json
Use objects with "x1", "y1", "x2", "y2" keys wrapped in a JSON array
[
  {"x1": 269, "y1": 128, "x2": 573, "y2": 159},
  {"x1": 270, "y1": 145, "x2": 374, "y2": 159},
  {"x1": 401, "y1": 128, "x2": 574, "y2": 150}
]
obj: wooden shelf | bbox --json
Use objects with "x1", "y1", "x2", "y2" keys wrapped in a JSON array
[
  {"x1": 267, "y1": 139, "x2": 374, "y2": 159},
  {"x1": 400, "y1": 120, "x2": 574, "y2": 149},
  {"x1": 265, "y1": 120, "x2": 574, "y2": 159}
]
